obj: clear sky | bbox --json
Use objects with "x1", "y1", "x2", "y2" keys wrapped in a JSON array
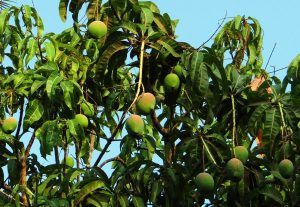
[{"x1": 11, "y1": 0, "x2": 300, "y2": 169}]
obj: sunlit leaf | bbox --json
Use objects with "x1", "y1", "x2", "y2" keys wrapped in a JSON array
[
  {"x1": 189, "y1": 51, "x2": 209, "y2": 95},
  {"x1": 263, "y1": 108, "x2": 281, "y2": 156},
  {"x1": 24, "y1": 99, "x2": 44, "y2": 129},
  {"x1": 140, "y1": 7, "x2": 153, "y2": 26},
  {"x1": 46, "y1": 72, "x2": 63, "y2": 99},
  {"x1": 44, "y1": 42, "x2": 56, "y2": 62},
  {"x1": 59, "y1": 0, "x2": 69, "y2": 22},
  {"x1": 73, "y1": 180, "x2": 110, "y2": 206},
  {"x1": 60, "y1": 80, "x2": 74, "y2": 110},
  {"x1": 132, "y1": 196, "x2": 145, "y2": 207},
  {"x1": 25, "y1": 38, "x2": 38, "y2": 65}
]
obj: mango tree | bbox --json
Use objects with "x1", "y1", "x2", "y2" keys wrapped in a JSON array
[{"x1": 0, "y1": 0, "x2": 299, "y2": 206}]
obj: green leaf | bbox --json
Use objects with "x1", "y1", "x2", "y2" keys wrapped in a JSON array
[
  {"x1": 0, "y1": 8, "x2": 11, "y2": 34},
  {"x1": 25, "y1": 38, "x2": 38, "y2": 65},
  {"x1": 143, "y1": 135, "x2": 156, "y2": 160},
  {"x1": 287, "y1": 54, "x2": 300, "y2": 81},
  {"x1": 81, "y1": 101, "x2": 94, "y2": 117},
  {"x1": 263, "y1": 108, "x2": 281, "y2": 156},
  {"x1": 150, "y1": 181, "x2": 162, "y2": 204},
  {"x1": 73, "y1": 180, "x2": 109, "y2": 206},
  {"x1": 189, "y1": 52, "x2": 209, "y2": 95},
  {"x1": 7, "y1": 159, "x2": 20, "y2": 185},
  {"x1": 86, "y1": 197, "x2": 102, "y2": 207},
  {"x1": 247, "y1": 43, "x2": 256, "y2": 66},
  {"x1": 24, "y1": 99, "x2": 44, "y2": 130},
  {"x1": 153, "y1": 13, "x2": 171, "y2": 34},
  {"x1": 248, "y1": 104, "x2": 269, "y2": 129},
  {"x1": 37, "y1": 62, "x2": 59, "y2": 74},
  {"x1": 31, "y1": 78, "x2": 46, "y2": 95},
  {"x1": 139, "y1": 1, "x2": 160, "y2": 13},
  {"x1": 271, "y1": 170, "x2": 287, "y2": 184},
  {"x1": 47, "y1": 199, "x2": 69, "y2": 207},
  {"x1": 0, "y1": 131, "x2": 16, "y2": 147},
  {"x1": 46, "y1": 72, "x2": 63, "y2": 99},
  {"x1": 110, "y1": 0, "x2": 127, "y2": 20},
  {"x1": 86, "y1": 0, "x2": 101, "y2": 20},
  {"x1": 36, "y1": 120, "x2": 60, "y2": 158},
  {"x1": 12, "y1": 73, "x2": 25, "y2": 88},
  {"x1": 31, "y1": 7, "x2": 44, "y2": 37},
  {"x1": 41, "y1": 120, "x2": 60, "y2": 155},
  {"x1": 132, "y1": 196, "x2": 145, "y2": 207},
  {"x1": 233, "y1": 15, "x2": 242, "y2": 30},
  {"x1": 230, "y1": 67, "x2": 247, "y2": 92},
  {"x1": 156, "y1": 36, "x2": 180, "y2": 58},
  {"x1": 38, "y1": 173, "x2": 59, "y2": 193},
  {"x1": 111, "y1": 21, "x2": 138, "y2": 35},
  {"x1": 60, "y1": 80, "x2": 74, "y2": 110},
  {"x1": 44, "y1": 42, "x2": 56, "y2": 62},
  {"x1": 140, "y1": 7, "x2": 153, "y2": 26},
  {"x1": 85, "y1": 39, "x2": 99, "y2": 63},
  {"x1": 97, "y1": 41, "x2": 128, "y2": 76},
  {"x1": 259, "y1": 185, "x2": 284, "y2": 205},
  {"x1": 200, "y1": 136, "x2": 218, "y2": 166},
  {"x1": 68, "y1": 169, "x2": 85, "y2": 182},
  {"x1": 249, "y1": 17, "x2": 262, "y2": 40},
  {"x1": 59, "y1": 0, "x2": 69, "y2": 22},
  {"x1": 69, "y1": 0, "x2": 85, "y2": 22},
  {"x1": 206, "y1": 133, "x2": 227, "y2": 146},
  {"x1": 67, "y1": 119, "x2": 84, "y2": 140},
  {"x1": 118, "y1": 196, "x2": 129, "y2": 207},
  {"x1": 22, "y1": 5, "x2": 32, "y2": 32}
]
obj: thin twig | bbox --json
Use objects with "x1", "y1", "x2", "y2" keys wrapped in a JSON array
[
  {"x1": 95, "y1": 0, "x2": 99, "y2": 20},
  {"x1": 265, "y1": 43, "x2": 277, "y2": 70},
  {"x1": 0, "y1": 190, "x2": 25, "y2": 206},
  {"x1": 197, "y1": 11, "x2": 227, "y2": 50},
  {"x1": 267, "y1": 66, "x2": 288, "y2": 74},
  {"x1": 99, "y1": 156, "x2": 126, "y2": 169}
]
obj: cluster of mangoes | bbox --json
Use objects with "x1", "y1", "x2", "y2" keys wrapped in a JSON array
[
  {"x1": 194, "y1": 146, "x2": 249, "y2": 194},
  {"x1": 194, "y1": 146, "x2": 295, "y2": 195},
  {"x1": 125, "y1": 93, "x2": 156, "y2": 136},
  {"x1": 125, "y1": 65, "x2": 184, "y2": 135}
]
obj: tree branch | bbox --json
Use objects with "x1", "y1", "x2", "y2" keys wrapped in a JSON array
[
  {"x1": 15, "y1": 97, "x2": 24, "y2": 140},
  {"x1": 99, "y1": 156, "x2": 126, "y2": 169},
  {"x1": 150, "y1": 110, "x2": 169, "y2": 137},
  {"x1": 25, "y1": 129, "x2": 37, "y2": 158},
  {"x1": 265, "y1": 43, "x2": 277, "y2": 70},
  {"x1": 87, "y1": 128, "x2": 95, "y2": 168}
]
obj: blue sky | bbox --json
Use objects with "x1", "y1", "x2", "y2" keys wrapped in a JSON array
[{"x1": 11, "y1": 0, "x2": 300, "y2": 168}]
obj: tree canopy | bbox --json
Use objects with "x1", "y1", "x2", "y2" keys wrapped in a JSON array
[{"x1": 0, "y1": 0, "x2": 300, "y2": 206}]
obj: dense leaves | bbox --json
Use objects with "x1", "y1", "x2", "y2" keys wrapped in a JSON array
[{"x1": 0, "y1": 1, "x2": 299, "y2": 206}]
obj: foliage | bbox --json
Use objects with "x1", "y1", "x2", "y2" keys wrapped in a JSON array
[{"x1": 0, "y1": 0, "x2": 299, "y2": 206}]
